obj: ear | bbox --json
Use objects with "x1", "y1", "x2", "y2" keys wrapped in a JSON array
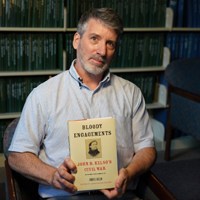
[{"x1": 73, "y1": 32, "x2": 80, "y2": 50}]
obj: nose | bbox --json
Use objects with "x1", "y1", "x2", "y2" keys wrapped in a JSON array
[{"x1": 96, "y1": 42, "x2": 106, "y2": 56}]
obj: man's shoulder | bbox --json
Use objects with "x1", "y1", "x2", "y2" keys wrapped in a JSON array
[
  {"x1": 110, "y1": 73, "x2": 139, "y2": 90},
  {"x1": 36, "y1": 71, "x2": 70, "y2": 90}
]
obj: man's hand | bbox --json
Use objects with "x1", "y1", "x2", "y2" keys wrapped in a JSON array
[
  {"x1": 100, "y1": 168, "x2": 131, "y2": 199},
  {"x1": 51, "y1": 158, "x2": 78, "y2": 194}
]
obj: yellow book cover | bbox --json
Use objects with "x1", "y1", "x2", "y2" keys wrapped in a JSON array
[{"x1": 68, "y1": 117, "x2": 118, "y2": 191}]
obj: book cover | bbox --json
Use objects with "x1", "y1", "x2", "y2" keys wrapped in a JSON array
[{"x1": 68, "y1": 117, "x2": 118, "y2": 191}]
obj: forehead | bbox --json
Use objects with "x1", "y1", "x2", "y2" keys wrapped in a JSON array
[{"x1": 84, "y1": 18, "x2": 118, "y2": 41}]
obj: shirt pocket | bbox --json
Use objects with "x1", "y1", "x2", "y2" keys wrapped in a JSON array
[{"x1": 114, "y1": 115, "x2": 134, "y2": 169}]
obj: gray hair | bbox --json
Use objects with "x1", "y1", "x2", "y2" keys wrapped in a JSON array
[{"x1": 77, "y1": 8, "x2": 123, "y2": 42}]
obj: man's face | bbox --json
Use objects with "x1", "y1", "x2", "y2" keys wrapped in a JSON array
[
  {"x1": 73, "y1": 19, "x2": 118, "y2": 76},
  {"x1": 90, "y1": 141, "x2": 98, "y2": 150}
]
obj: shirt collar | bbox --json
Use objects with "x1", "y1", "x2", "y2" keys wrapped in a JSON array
[{"x1": 69, "y1": 59, "x2": 111, "y2": 86}]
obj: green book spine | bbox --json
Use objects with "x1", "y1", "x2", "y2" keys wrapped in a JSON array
[
  {"x1": 43, "y1": 0, "x2": 47, "y2": 27},
  {"x1": 156, "y1": 34, "x2": 164, "y2": 66},
  {"x1": 43, "y1": 34, "x2": 47, "y2": 69},
  {"x1": 53, "y1": 33, "x2": 56, "y2": 69},
  {"x1": 16, "y1": 34, "x2": 20, "y2": 70},
  {"x1": 121, "y1": 34, "x2": 128, "y2": 68},
  {"x1": 28, "y1": 0, "x2": 32, "y2": 27},
  {"x1": 6, "y1": 78, "x2": 12, "y2": 112},
  {"x1": 40, "y1": 0, "x2": 44, "y2": 27},
  {"x1": 32, "y1": 0, "x2": 35, "y2": 27},
  {"x1": 27, "y1": 34, "x2": 32, "y2": 70},
  {"x1": 126, "y1": 34, "x2": 134, "y2": 68},
  {"x1": 65, "y1": 34, "x2": 68, "y2": 69},
  {"x1": 12, "y1": 34, "x2": 17, "y2": 71},
  {"x1": 123, "y1": 0, "x2": 130, "y2": 27},
  {"x1": 49, "y1": 34, "x2": 53, "y2": 69},
  {"x1": 58, "y1": 34, "x2": 63, "y2": 70},
  {"x1": 46, "y1": 0, "x2": 49, "y2": 27},
  {"x1": 0, "y1": 36, "x2": 1, "y2": 70},
  {"x1": 133, "y1": 34, "x2": 142, "y2": 67},
  {"x1": 19, "y1": 34, "x2": 24, "y2": 71},
  {"x1": 7, "y1": 34, "x2": 12, "y2": 71},
  {"x1": 35, "y1": 34, "x2": 39, "y2": 70},
  {"x1": 130, "y1": 0, "x2": 135, "y2": 27},
  {"x1": 16, "y1": 0, "x2": 20, "y2": 27},
  {"x1": 12, "y1": 0, "x2": 17, "y2": 27},
  {"x1": 53, "y1": 0, "x2": 57, "y2": 27},
  {"x1": 21, "y1": 78, "x2": 25, "y2": 108},
  {"x1": 58, "y1": 0, "x2": 63, "y2": 27},
  {"x1": 49, "y1": 0, "x2": 53, "y2": 27},
  {"x1": 38, "y1": 34, "x2": 43, "y2": 70},
  {"x1": 133, "y1": 0, "x2": 140, "y2": 27},
  {"x1": 5, "y1": 0, "x2": 10, "y2": 27},
  {"x1": 0, "y1": 78, "x2": 6, "y2": 113},
  {"x1": 32, "y1": 34, "x2": 36, "y2": 70},
  {"x1": 24, "y1": 0, "x2": 28, "y2": 26},
  {"x1": 0, "y1": 0, "x2": 3, "y2": 27},
  {"x1": 20, "y1": 0, "x2": 25, "y2": 26},
  {"x1": 2, "y1": 0, "x2": 5, "y2": 27},
  {"x1": 24, "y1": 34, "x2": 28, "y2": 70},
  {"x1": 66, "y1": 0, "x2": 69, "y2": 28},
  {"x1": 141, "y1": 33, "x2": 150, "y2": 67},
  {"x1": 46, "y1": 34, "x2": 49, "y2": 69}
]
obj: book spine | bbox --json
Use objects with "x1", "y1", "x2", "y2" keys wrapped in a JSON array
[
  {"x1": 168, "y1": 0, "x2": 178, "y2": 27},
  {"x1": 177, "y1": 0, "x2": 184, "y2": 27}
]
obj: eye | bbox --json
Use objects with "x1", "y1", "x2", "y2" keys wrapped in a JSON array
[
  {"x1": 91, "y1": 37, "x2": 97, "y2": 41},
  {"x1": 107, "y1": 41, "x2": 115, "y2": 49}
]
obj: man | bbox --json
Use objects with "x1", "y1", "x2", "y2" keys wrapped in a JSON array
[
  {"x1": 88, "y1": 140, "x2": 100, "y2": 157},
  {"x1": 8, "y1": 8, "x2": 156, "y2": 200}
]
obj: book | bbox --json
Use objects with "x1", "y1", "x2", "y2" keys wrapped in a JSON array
[{"x1": 68, "y1": 117, "x2": 118, "y2": 191}]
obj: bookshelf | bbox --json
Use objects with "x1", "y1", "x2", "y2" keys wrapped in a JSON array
[{"x1": 0, "y1": 2, "x2": 173, "y2": 165}]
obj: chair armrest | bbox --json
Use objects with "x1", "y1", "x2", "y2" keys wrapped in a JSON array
[
  {"x1": 5, "y1": 160, "x2": 17, "y2": 200},
  {"x1": 140, "y1": 170, "x2": 178, "y2": 200}
]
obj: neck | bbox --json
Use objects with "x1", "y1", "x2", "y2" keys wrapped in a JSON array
[{"x1": 74, "y1": 61, "x2": 104, "y2": 91}]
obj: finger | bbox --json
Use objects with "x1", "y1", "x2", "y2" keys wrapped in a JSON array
[
  {"x1": 63, "y1": 158, "x2": 77, "y2": 173},
  {"x1": 115, "y1": 168, "x2": 128, "y2": 188},
  {"x1": 100, "y1": 188, "x2": 119, "y2": 199},
  {"x1": 57, "y1": 167, "x2": 75, "y2": 183},
  {"x1": 52, "y1": 171, "x2": 77, "y2": 193}
]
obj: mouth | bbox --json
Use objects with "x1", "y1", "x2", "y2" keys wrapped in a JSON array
[{"x1": 90, "y1": 56, "x2": 106, "y2": 65}]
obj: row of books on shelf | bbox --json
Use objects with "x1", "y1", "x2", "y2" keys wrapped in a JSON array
[
  {"x1": 110, "y1": 33, "x2": 164, "y2": 68},
  {"x1": 0, "y1": 119, "x2": 13, "y2": 153},
  {"x1": 0, "y1": 33, "x2": 64, "y2": 72},
  {"x1": 117, "y1": 72, "x2": 156, "y2": 104},
  {"x1": 0, "y1": 76, "x2": 48, "y2": 113},
  {"x1": 67, "y1": 0, "x2": 167, "y2": 28},
  {"x1": 169, "y1": 0, "x2": 200, "y2": 27},
  {"x1": 64, "y1": 33, "x2": 164, "y2": 70},
  {"x1": 0, "y1": 0, "x2": 64, "y2": 27},
  {"x1": 166, "y1": 33, "x2": 200, "y2": 62}
]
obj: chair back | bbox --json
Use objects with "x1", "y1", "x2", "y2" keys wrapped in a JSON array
[
  {"x1": 165, "y1": 58, "x2": 200, "y2": 140},
  {"x1": 3, "y1": 118, "x2": 20, "y2": 159}
]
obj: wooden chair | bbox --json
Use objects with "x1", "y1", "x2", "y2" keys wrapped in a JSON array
[
  {"x1": 4, "y1": 118, "x2": 177, "y2": 200},
  {"x1": 164, "y1": 58, "x2": 200, "y2": 161}
]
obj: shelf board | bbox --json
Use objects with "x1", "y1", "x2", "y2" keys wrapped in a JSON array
[
  {"x1": 110, "y1": 67, "x2": 165, "y2": 73},
  {"x1": 172, "y1": 28, "x2": 200, "y2": 31},
  {"x1": 0, "y1": 113, "x2": 21, "y2": 119},
  {"x1": 0, "y1": 70, "x2": 62, "y2": 76},
  {"x1": 66, "y1": 27, "x2": 171, "y2": 32},
  {"x1": 146, "y1": 102, "x2": 167, "y2": 109},
  {"x1": 0, "y1": 27, "x2": 66, "y2": 32}
]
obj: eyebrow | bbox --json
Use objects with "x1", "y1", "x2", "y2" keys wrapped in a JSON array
[{"x1": 88, "y1": 33, "x2": 116, "y2": 43}]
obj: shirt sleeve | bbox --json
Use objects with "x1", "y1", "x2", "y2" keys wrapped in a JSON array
[
  {"x1": 9, "y1": 88, "x2": 48, "y2": 156},
  {"x1": 132, "y1": 88, "x2": 155, "y2": 153}
]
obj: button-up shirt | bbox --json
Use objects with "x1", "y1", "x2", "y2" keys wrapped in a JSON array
[{"x1": 9, "y1": 60, "x2": 154, "y2": 198}]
